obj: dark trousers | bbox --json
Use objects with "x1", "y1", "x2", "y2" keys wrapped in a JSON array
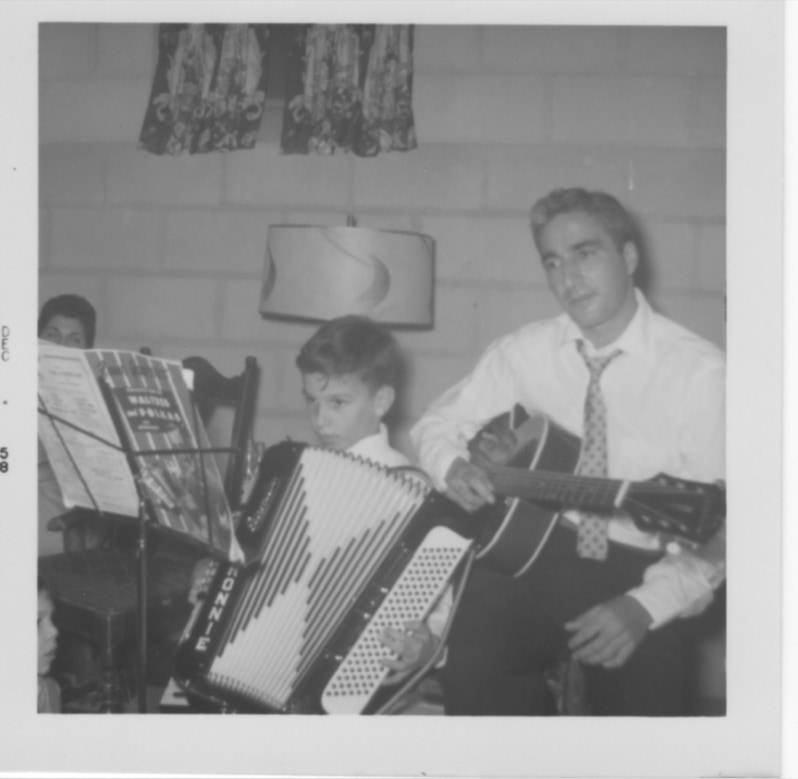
[{"x1": 443, "y1": 525, "x2": 690, "y2": 716}]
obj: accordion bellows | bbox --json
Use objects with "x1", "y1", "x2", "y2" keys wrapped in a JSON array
[{"x1": 174, "y1": 442, "x2": 475, "y2": 714}]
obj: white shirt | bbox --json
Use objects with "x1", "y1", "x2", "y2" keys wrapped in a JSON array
[
  {"x1": 409, "y1": 290, "x2": 726, "y2": 628},
  {"x1": 347, "y1": 423, "x2": 411, "y2": 468}
]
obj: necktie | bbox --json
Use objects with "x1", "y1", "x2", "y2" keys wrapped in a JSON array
[{"x1": 575, "y1": 340, "x2": 621, "y2": 560}]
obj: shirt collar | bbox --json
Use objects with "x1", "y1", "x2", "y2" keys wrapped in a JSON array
[
  {"x1": 347, "y1": 423, "x2": 391, "y2": 460},
  {"x1": 558, "y1": 288, "x2": 655, "y2": 362}
]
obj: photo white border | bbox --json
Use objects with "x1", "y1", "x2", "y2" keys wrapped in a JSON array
[{"x1": 0, "y1": 2, "x2": 788, "y2": 777}]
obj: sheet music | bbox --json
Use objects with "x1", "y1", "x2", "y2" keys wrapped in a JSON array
[
  {"x1": 37, "y1": 341, "x2": 140, "y2": 517},
  {"x1": 83, "y1": 348, "x2": 243, "y2": 562}
]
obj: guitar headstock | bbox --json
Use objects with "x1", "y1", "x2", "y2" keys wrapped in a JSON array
[{"x1": 624, "y1": 474, "x2": 725, "y2": 544}]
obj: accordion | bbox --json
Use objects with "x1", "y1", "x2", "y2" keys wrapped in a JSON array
[{"x1": 173, "y1": 441, "x2": 476, "y2": 714}]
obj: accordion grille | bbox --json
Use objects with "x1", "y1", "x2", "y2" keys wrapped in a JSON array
[{"x1": 204, "y1": 448, "x2": 429, "y2": 709}]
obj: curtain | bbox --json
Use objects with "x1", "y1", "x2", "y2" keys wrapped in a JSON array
[
  {"x1": 139, "y1": 24, "x2": 270, "y2": 156},
  {"x1": 280, "y1": 24, "x2": 417, "y2": 157}
]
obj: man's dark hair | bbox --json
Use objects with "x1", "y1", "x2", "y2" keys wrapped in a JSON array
[
  {"x1": 38, "y1": 294, "x2": 97, "y2": 348},
  {"x1": 296, "y1": 315, "x2": 401, "y2": 391},
  {"x1": 530, "y1": 188, "x2": 638, "y2": 253}
]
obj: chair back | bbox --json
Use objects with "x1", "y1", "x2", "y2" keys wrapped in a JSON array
[{"x1": 181, "y1": 355, "x2": 259, "y2": 510}]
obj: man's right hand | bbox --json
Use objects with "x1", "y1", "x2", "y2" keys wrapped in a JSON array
[{"x1": 444, "y1": 457, "x2": 496, "y2": 513}]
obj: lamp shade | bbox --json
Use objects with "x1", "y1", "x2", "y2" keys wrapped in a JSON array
[{"x1": 260, "y1": 225, "x2": 435, "y2": 327}]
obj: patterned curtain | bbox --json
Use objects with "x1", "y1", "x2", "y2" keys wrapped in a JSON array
[
  {"x1": 139, "y1": 24, "x2": 270, "y2": 156},
  {"x1": 280, "y1": 24, "x2": 417, "y2": 156}
]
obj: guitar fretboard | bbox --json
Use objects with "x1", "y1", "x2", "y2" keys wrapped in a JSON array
[{"x1": 486, "y1": 466, "x2": 625, "y2": 513}]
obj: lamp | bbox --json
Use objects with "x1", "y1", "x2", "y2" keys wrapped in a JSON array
[{"x1": 260, "y1": 222, "x2": 435, "y2": 327}]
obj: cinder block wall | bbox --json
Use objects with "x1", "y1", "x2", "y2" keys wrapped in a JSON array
[{"x1": 39, "y1": 23, "x2": 726, "y2": 458}]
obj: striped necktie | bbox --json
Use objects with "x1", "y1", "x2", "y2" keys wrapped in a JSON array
[{"x1": 575, "y1": 340, "x2": 622, "y2": 560}]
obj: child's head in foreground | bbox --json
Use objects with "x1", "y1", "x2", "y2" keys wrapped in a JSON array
[
  {"x1": 38, "y1": 575, "x2": 59, "y2": 678},
  {"x1": 295, "y1": 315, "x2": 400, "y2": 452}
]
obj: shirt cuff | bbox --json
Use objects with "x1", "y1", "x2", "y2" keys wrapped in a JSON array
[{"x1": 625, "y1": 582, "x2": 715, "y2": 629}]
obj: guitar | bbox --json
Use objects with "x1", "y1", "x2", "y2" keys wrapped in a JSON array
[{"x1": 467, "y1": 405, "x2": 725, "y2": 577}]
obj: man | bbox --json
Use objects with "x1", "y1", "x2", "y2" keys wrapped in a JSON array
[{"x1": 410, "y1": 188, "x2": 725, "y2": 716}]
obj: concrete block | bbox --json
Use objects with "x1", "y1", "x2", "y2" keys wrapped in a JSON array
[
  {"x1": 159, "y1": 340, "x2": 281, "y2": 424},
  {"x1": 39, "y1": 78, "x2": 152, "y2": 144},
  {"x1": 695, "y1": 223, "x2": 726, "y2": 295},
  {"x1": 107, "y1": 145, "x2": 225, "y2": 206},
  {"x1": 641, "y1": 221, "x2": 698, "y2": 291},
  {"x1": 96, "y1": 24, "x2": 157, "y2": 78},
  {"x1": 49, "y1": 207, "x2": 162, "y2": 269},
  {"x1": 415, "y1": 74, "x2": 546, "y2": 143},
  {"x1": 225, "y1": 144, "x2": 355, "y2": 207},
  {"x1": 628, "y1": 78, "x2": 692, "y2": 146},
  {"x1": 353, "y1": 213, "x2": 419, "y2": 233},
  {"x1": 279, "y1": 210, "x2": 419, "y2": 235},
  {"x1": 551, "y1": 76, "x2": 633, "y2": 143},
  {"x1": 384, "y1": 425, "x2": 416, "y2": 465},
  {"x1": 396, "y1": 286, "x2": 480, "y2": 354},
  {"x1": 629, "y1": 149, "x2": 726, "y2": 220},
  {"x1": 414, "y1": 25, "x2": 483, "y2": 72},
  {"x1": 164, "y1": 209, "x2": 274, "y2": 274},
  {"x1": 400, "y1": 353, "x2": 487, "y2": 423},
  {"x1": 482, "y1": 25, "x2": 622, "y2": 74},
  {"x1": 39, "y1": 208, "x2": 52, "y2": 268},
  {"x1": 39, "y1": 23, "x2": 97, "y2": 81},
  {"x1": 690, "y1": 78, "x2": 726, "y2": 147},
  {"x1": 420, "y1": 214, "x2": 541, "y2": 284},
  {"x1": 254, "y1": 413, "x2": 310, "y2": 449},
  {"x1": 220, "y1": 279, "x2": 318, "y2": 347},
  {"x1": 281, "y1": 210, "x2": 342, "y2": 227},
  {"x1": 106, "y1": 276, "x2": 219, "y2": 340},
  {"x1": 157, "y1": 341, "x2": 261, "y2": 381},
  {"x1": 649, "y1": 291, "x2": 726, "y2": 350},
  {"x1": 474, "y1": 286, "x2": 560, "y2": 352},
  {"x1": 274, "y1": 346, "x2": 315, "y2": 412},
  {"x1": 485, "y1": 146, "x2": 629, "y2": 211},
  {"x1": 626, "y1": 28, "x2": 726, "y2": 77},
  {"x1": 39, "y1": 144, "x2": 106, "y2": 205},
  {"x1": 352, "y1": 145, "x2": 484, "y2": 211}
]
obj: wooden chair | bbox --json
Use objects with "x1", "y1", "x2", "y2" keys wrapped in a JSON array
[{"x1": 39, "y1": 354, "x2": 260, "y2": 712}]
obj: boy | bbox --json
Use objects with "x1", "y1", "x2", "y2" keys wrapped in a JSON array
[{"x1": 190, "y1": 315, "x2": 444, "y2": 685}]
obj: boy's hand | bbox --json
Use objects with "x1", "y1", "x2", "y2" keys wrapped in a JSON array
[
  {"x1": 188, "y1": 558, "x2": 215, "y2": 605},
  {"x1": 379, "y1": 620, "x2": 439, "y2": 684}
]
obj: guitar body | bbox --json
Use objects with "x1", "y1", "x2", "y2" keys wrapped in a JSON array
[
  {"x1": 470, "y1": 407, "x2": 582, "y2": 577},
  {"x1": 468, "y1": 406, "x2": 725, "y2": 577}
]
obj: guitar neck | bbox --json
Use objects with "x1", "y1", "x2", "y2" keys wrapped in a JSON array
[{"x1": 485, "y1": 465, "x2": 626, "y2": 512}]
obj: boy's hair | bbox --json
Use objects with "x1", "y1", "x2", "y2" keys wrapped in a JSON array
[
  {"x1": 295, "y1": 315, "x2": 400, "y2": 391},
  {"x1": 38, "y1": 294, "x2": 97, "y2": 348},
  {"x1": 530, "y1": 188, "x2": 638, "y2": 254}
]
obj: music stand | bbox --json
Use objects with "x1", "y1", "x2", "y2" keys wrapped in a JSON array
[{"x1": 37, "y1": 350, "x2": 244, "y2": 713}]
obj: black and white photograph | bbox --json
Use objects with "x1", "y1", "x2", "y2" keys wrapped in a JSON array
[{"x1": 0, "y1": 1, "x2": 790, "y2": 777}]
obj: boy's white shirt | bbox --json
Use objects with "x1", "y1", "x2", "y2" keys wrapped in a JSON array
[
  {"x1": 345, "y1": 424, "x2": 453, "y2": 642},
  {"x1": 346, "y1": 423, "x2": 410, "y2": 468}
]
